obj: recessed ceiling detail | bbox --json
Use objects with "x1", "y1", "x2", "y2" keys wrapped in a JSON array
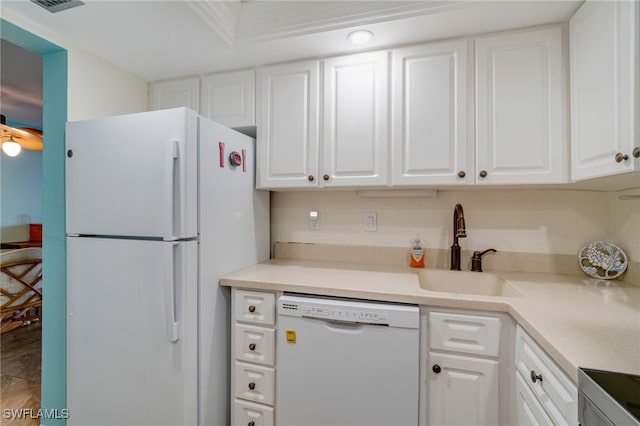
[{"x1": 1, "y1": 0, "x2": 583, "y2": 81}]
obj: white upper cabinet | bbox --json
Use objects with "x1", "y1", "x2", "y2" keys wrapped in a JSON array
[
  {"x1": 256, "y1": 60, "x2": 320, "y2": 189},
  {"x1": 200, "y1": 69, "x2": 255, "y2": 128},
  {"x1": 476, "y1": 27, "x2": 568, "y2": 184},
  {"x1": 570, "y1": 1, "x2": 639, "y2": 180},
  {"x1": 323, "y1": 51, "x2": 389, "y2": 187},
  {"x1": 149, "y1": 77, "x2": 200, "y2": 112},
  {"x1": 392, "y1": 40, "x2": 472, "y2": 186}
]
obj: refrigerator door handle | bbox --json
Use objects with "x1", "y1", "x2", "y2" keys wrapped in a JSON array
[
  {"x1": 164, "y1": 242, "x2": 179, "y2": 343},
  {"x1": 164, "y1": 140, "x2": 180, "y2": 241}
]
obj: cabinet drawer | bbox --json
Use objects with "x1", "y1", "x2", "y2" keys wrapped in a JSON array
[
  {"x1": 515, "y1": 327, "x2": 577, "y2": 425},
  {"x1": 429, "y1": 311, "x2": 501, "y2": 357},
  {"x1": 234, "y1": 361, "x2": 275, "y2": 406},
  {"x1": 234, "y1": 290, "x2": 276, "y2": 326},
  {"x1": 233, "y1": 398, "x2": 274, "y2": 426},
  {"x1": 515, "y1": 370, "x2": 554, "y2": 426},
  {"x1": 234, "y1": 324, "x2": 275, "y2": 367}
]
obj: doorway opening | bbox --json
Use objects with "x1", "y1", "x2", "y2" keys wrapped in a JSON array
[{"x1": 1, "y1": 18, "x2": 68, "y2": 426}]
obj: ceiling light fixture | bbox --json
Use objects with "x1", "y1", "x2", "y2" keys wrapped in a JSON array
[
  {"x1": 2, "y1": 138, "x2": 22, "y2": 157},
  {"x1": 0, "y1": 114, "x2": 43, "y2": 156},
  {"x1": 348, "y1": 30, "x2": 373, "y2": 45}
]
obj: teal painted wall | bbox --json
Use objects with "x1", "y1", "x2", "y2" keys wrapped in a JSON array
[{"x1": 1, "y1": 19, "x2": 68, "y2": 425}]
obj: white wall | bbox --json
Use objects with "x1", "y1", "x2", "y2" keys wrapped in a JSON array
[
  {"x1": 67, "y1": 49, "x2": 148, "y2": 121},
  {"x1": 271, "y1": 189, "x2": 639, "y2": 261}
]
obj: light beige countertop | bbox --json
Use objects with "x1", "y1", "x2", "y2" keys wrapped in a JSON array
[{"x1": 220, "y1": 258, "x2": 640, "y2": 383}]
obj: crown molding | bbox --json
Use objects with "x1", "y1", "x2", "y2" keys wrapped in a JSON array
[
  {"x1": 234, "y1": 1, "x2": 473, "y2": 43},
  {"x1": 186, "y1": 0, "x2": 242, "y2": 46}
]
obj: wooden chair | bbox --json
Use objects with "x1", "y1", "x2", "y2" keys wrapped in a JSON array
[{"x1": 1, "y1": 248, "x2": 42, "y2": 333}]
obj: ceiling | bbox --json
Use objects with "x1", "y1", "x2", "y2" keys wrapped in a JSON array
[{"x1": 0, "y1": 0, "x2": 583, "y2": 128}]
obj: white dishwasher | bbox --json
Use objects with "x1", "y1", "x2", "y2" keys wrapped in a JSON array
[{"x1": 277, "y1": 294, "x2": 420, "y2": 426}]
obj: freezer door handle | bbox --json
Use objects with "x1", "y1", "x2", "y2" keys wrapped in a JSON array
[
  {"x1": 164, "y1": 242, "x2": 179, "y2": 342},
  {"x1": 164, "y1": 140, "x2": 179, "y2": 241}
]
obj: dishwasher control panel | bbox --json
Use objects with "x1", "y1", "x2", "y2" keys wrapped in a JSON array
[
  {"x1": 301, "y1": 305, "x2": 389, "y2": 324},
  {"x1": 279, "y1": 294, "x2": 420, "y2": 328}
]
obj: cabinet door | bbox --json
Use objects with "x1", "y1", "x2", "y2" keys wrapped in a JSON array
[
  {"x1": 323, "y1": 51, "x2": 389, "y2": 187},
  {"x1": 256, "y1": 60, "x2": 320, "y2": 189},
  {"x1": 201, "y1": 69, "x2": 255, "y2": 127},
  {"x1": 428, "y1": 352, "x2": 499, "y2": 426},
  {"x1": 149, "y1": 77, "x2": 200, "y2": 112},
  {"x1": 476, "y1": 27, "x2": 568, "y2": 184},
  {"x1": 570, "y1": 1, "x2": 639, "y2": 180},
  {"x1": 392, "y1": 41, "x2": 472, "y2": 185}
]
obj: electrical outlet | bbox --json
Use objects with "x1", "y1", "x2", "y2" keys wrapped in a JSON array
[
  {"x1": 309, "y1": 210, "x2": 320, "y2": 231},
  {"x1": 364, "y1": 212, "x2": 377, "y2": 232}
]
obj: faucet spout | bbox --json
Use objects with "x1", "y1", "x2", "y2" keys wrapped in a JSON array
[{"x1": 451, "y1": 204, "x2": 467, "y2": 271}]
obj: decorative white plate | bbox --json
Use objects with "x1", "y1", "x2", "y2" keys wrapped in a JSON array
[{"x1": 578, "y1": 241, "x2": 628, "y2": 280}]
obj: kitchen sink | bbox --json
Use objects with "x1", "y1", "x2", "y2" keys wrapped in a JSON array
[{"x1": 418, "y1": 269, "x2": 522, "y2": 297}]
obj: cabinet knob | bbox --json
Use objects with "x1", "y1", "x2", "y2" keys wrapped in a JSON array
[
  {"x1": 432, "y1": 364, "x2": 441, "y2": 374},
  {"x1": 479, "y1": 170, "x2": 488, "y2": 178},
  {"x1": 457, "y1": 171, "x2": 466, "y2": 178},
  {"x1": 248, "y1": 382, "x2": 256, "y2": 390},
  {"x1": 530, "y1": 370, "x2": 543, "y2": 383},
  {"x1": 323, "y1": 174, "x2": 330, "y2": 181},
  {"x1": 308, "y1": 175, "x2": 315, "y2": 182},
  {"x1": 633, "y1": 147, "x2": 640, "y2": 158},
  {"x1": 615, "y1": 152, "x2": 629, "y2": 163},
  {"x1": 248, "y1": 343, "x2": 256, "y2": 351},
  {"x1": 248, "y1": 305, "x2": 256, "y2": 313},
  {"x1": 248, "y1": 422, "x2": 255, "y2": 426}
]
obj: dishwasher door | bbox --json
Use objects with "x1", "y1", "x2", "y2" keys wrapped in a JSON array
[{"x1": 276, "y1": 294, "x2": 420, "y2": 426}]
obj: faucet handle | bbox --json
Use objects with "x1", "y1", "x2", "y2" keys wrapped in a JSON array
[
  {"x1": 471, "y1": 249, "x2": 497, "y2": 272},
  {"x1": 475, "y1": 248, "x2": 497, "y2": 258}
]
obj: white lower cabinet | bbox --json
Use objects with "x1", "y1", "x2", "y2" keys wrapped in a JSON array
[
  {"x1": 425, "y1": 309, "x2": 514, "y2": 426},
  {"x1": 233, "y1": 399, "x2": 274, "y2": 426},
  {"x1": 515, "y1": 371, "x2": 554, "y2": 425},
  {"x1": 515, "y1": 326, "x2": 577, "y2": 425},
  {"x1": 231, "y1": 289, "x2": 276, "y2": 426},
  {"x1": 429, "y1": 352, "x2": 499, "y2": 425}
]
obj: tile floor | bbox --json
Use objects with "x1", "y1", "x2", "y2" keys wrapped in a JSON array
[{"x1": 1, "y1": 323, "x2": 41, "y2": 426}]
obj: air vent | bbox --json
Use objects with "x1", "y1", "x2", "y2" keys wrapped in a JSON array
[{"x1": 31, "y1": 0, "x2": 84, "y2": 13}]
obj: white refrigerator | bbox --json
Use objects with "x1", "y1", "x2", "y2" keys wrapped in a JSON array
[{"x1": 65, "y1": 107, "x2": 269, "y2": 426}]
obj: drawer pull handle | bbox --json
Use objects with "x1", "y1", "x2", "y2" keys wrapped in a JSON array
[
  {"x1": 248, "y1": 343, "x2": 256, "y2": 351},
  {"x1": 530, "y1": 370, "x2": 543, "y2": 383},
  {"x1": 248, "y1": 422, "x2": 255, "y2": 426},
  {"x1": 248, "y1": 305, "x2": 256, "y2": 313},
  {"x1": 615, "y1": 152, "x2": 629, "y2": 163},
  {"x1": 432, "y1": 364, "x2": 441, "y2": 374},
  {"x1": 248, "y1": 382, "x2": 256, "y2": 390}
]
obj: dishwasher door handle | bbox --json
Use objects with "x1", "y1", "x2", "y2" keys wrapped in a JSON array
[{"x1": 322, "y1": 320, "x2": 369, "y2": 334}]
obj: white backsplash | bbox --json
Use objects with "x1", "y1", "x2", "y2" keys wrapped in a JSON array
[{"x1": 271, "y1": 188, "x2": 640, "y2": 257}]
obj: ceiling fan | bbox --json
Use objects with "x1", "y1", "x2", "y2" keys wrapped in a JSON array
[{"x1": 0, "y1": 114, "x2": 43, "y2": 157}]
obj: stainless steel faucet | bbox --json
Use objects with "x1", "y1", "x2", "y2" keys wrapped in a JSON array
[{"x1": 450, "y1": 203, "x2": 467, "y2": 270}]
